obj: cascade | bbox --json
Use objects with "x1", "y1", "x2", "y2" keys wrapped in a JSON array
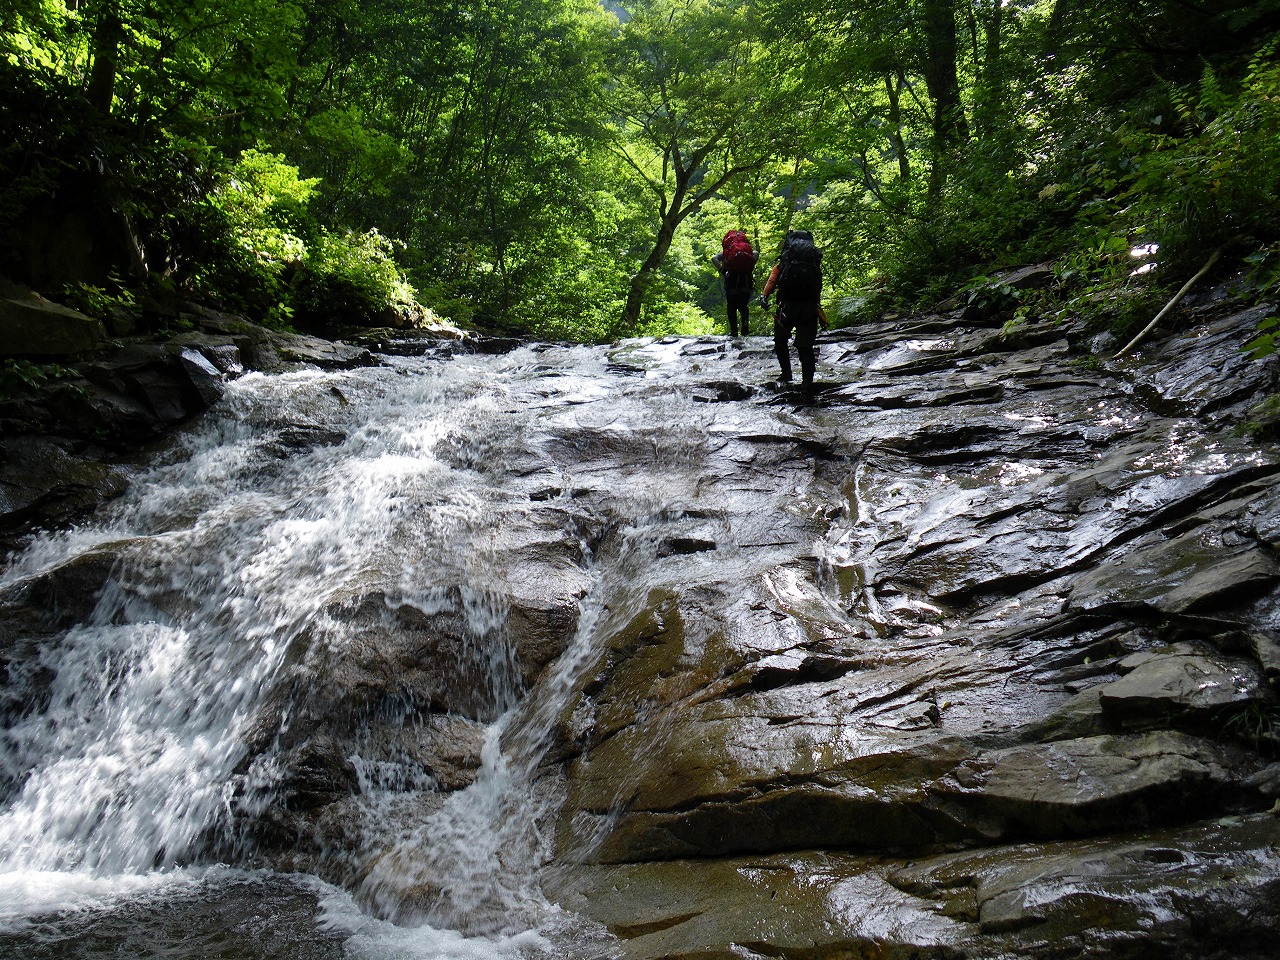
[
  {"x1": 0, "y1": 340, "x2": 779, "y2": 958},
  {"x1": 7, "y1": 308, "x2": 1280, "y2": 959}
]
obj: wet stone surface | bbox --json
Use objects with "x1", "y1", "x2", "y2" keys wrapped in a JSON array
[
  {"x1": 7, "y1": 299, "x2": 1280, "y2": 958},
  {"x1": 540, "y1": 305, "x2": 1280, "y2": 958}
]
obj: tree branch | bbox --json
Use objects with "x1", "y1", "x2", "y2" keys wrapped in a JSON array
[
  {"x1": 681, "y1": 153, "x2": 771, "y2": 219},
  {"x1": 1114, "y1": 245, "x2": 1225, "y2": 358},
  {"x1": 607, "y1": 142, "x2": 666, "y2": 200}
]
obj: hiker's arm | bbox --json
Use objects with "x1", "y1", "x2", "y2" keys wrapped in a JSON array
[{"x1": 761, "y1": 264, "x2": 780, "y2": 297}]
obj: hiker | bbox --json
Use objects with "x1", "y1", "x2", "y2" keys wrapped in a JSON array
[
  {"x1": 759, "y1": 229, "x2": 828, "y2": 387},
  {"x1": 711, "y1": 229, "x2": 758, "y2": 337}
]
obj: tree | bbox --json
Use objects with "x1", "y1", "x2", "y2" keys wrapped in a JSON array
[
  {"x1": 921, "y1": 0, "x2": 967, "y2": 195},
  {"x1": 607, "y1": 0, "x2": 782, "y2": 330},
  {"x1": 274, "y1": 0, "x2": 613, "y2": 325},
  {"x1": 0, "y1": 0, "x2": 307, "y2": 284}
]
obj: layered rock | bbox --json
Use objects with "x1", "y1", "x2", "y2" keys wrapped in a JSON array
[
  {"x1": 543, "y1": 300, "x2": 1280, "y2": 958},
  {"x1": 7, "y1": 282, "x2": 1280, "y2": 958},
  {"x1": 0, "y1": 299, "x2": 383, "y2": 547}
]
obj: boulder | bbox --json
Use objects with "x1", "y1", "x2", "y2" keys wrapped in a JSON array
[
  {"x1": 19, "y1": 541, "x2": 126, "y2": 624},
  {"x1": 182, "y1": 305, "x2": 375, "y2": 370},
  {"x1": 0, "y1": 296, "x2": 106, "y2": 357},
  {"x1": 548, "y1": 853, "x2": 968, "y2": 960},
  {"x1": 74, "y1": 344, "x2": 216, "y2": 438},
  {"x1": 691, "y1": 379, "x2": 754, "y2": 403},
  {"x1": 930, "y1": 731, "x2": 1258, "y2": 840},
  {"x1": 1066, "y1": 519, "x2": 1280, "y2": 617},
  {"x1": 273, "y1": 735, "x2": 361, "y2": 812},
  {"x1": 894, "y1": 814, "x2": 1280, "y2": 947},
  {"x1": 175, "y1": 346, "x2": 225, "y2": 405},
  {"x1": 167, "y1": 331, "x2": 245, "y2": 376},
  {"x1": 0, "y1": 436, "x2": 129, "y2": 539},
  {"x1": 1247, "y1": 630, "x2": 1280, "y2": 681},
  {"x1": 1121, "y1": 304, "x2": 1280, "y2": 419},
  {"x1": 1097, "y1": 643, "x2": 1273, "y2": 726},
  {"x1": 998, "y1": 262, "x2": 1055, "y2": 291},
  {"x1": 551, "y1": 816, "x2": 1280, "y2": 960},
  {"x1": 269, "y1": 328, "x2": 375, "y2": 369}
]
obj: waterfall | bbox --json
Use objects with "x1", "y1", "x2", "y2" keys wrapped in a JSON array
[{"x1": 0, "y1": 339, "x2": 786, "y2": 957}]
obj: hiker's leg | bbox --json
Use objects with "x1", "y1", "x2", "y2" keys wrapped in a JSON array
[
  {"x1": 726, "y1": 292, "x2": 745, "y2": 336},
  {"x1": 796, "y1": 319, "x2": 818, "y2": 385},
  {"x1": 741, "y1": 300, "x2": 750, "y2": 336},
  {"x1": 773, "y1": 312, "x2": 793, "y2": 381}
]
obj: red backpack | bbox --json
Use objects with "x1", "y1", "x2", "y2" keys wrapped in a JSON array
[{"x1": 721, "y1": 230, "x2": 756, "y2": 272}]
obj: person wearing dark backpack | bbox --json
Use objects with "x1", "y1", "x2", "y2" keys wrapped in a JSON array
[
  {"x1": 759, "y1": 229, "x2": 828, "y2": 388},
  {"x1": 711, "y1": 229, "x2": 758, "y2": 336}
]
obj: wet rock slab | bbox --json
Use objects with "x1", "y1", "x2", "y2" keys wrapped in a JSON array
[
  {"x1": 549, "y1": 814, "x2": 1280, "y2": 960},
  {"x1": 0, "y1": 303, "x2": 400, "y2": 545},
  {"x1": 548, "y1": 304, "x2": 1280, "y2": 955},
  {"x1": 1096, "y1": 643, "x2": 1274, "y2": 725},
  {"x1": 10, "y1": 280, "x2": 1280, "y2": 955},
  {"x1": 931, "y1": 731, "x2": 1259, "y2": 840}
]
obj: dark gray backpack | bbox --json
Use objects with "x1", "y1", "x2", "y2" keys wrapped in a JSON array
[{"x1": 776, "y1": 231, "x2": 822, "y2": 302}]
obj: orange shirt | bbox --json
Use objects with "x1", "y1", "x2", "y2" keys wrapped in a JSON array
[{"x1": 761, "y1": 263, "x2": 781, "y2": 297}]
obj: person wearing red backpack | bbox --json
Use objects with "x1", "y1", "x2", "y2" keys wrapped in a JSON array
[{"x1": 711, "y1": 229, "x2": 758, "y2": 337}]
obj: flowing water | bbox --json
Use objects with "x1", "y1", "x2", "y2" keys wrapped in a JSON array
[{"x1": 0, "y1": 339, "x2": 802, "y2": 959}]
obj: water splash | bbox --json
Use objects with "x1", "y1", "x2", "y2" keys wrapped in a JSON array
[
  {"x1": 0, "y1": 338, "x2": 811, "y2": 957},
  {"x1": 0, "y1": 354, "x2": 542, "y2": 874}
]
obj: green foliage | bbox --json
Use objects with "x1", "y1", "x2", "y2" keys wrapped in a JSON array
[
  {"x1": 1245, "y1": 316, "x2": 1280, "y2": 361},
  {"x1": 605, "y1": 0, "x2": 786, "y2": 329},
  {"x1": 193, "y1": 150, "x2": 423, "y2": 329},
  {"x1": 1244, "y1": 392, "x2": 1280, "y2": 439},
  {"x1": 1244, "y1": 243, "x2": 1280, "y2": 300},
  {"x1": 214, "y1": 149, "x2": 319, "y2": 257},
  {"x1": 190, "y1": 148, "x2": 318, "y2": 324},
  {"x1": 1241, "y1": 242, "x2": 1280, "y2": 359},
  {"x1": 960, "y1": 276, "x2": 1022, "y2": 316},
  {"x1": 295, "y1": 108, "x2": 411, "y2": 222},
  {"x1": 1, "y1": 359, "x2": 53, "y2": 392},
  {"x1": 635, "y1": 301, "x2": 718, "y2": 339},
  {"x1": 62, "y1": 276, "x2": 138, "y2": 322},
  {"x1": 292, "y1": 229, "x2": 420, "y2": 328},
  {"x1": 3, "y1": 0, "x2": 1280, "y2": 344},
  {"x1": 0, "y1": 358, "x2": 84, "y2": 398},
  {"x1": 1116, "y1": 50, "x2": 1280, "y2": 273},
  {"x1": 1221, "y1": 701, "x2": 1280, "y2": 754}
]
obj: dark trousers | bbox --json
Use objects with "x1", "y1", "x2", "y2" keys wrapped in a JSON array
[
  {"x1": 726, "y1": 290, "x2": 750, "y2": 336},
  {"x1": 773, "y1": 302, "x2": 819, "y2": 384}
]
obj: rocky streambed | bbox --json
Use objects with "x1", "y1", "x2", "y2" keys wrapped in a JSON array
[
  {"x1": 541, "y1": 301, "x2": 1280, "y2": 958},
  {"x1": 3, "y1": 287, "x2": 1280, "y2": 959}
]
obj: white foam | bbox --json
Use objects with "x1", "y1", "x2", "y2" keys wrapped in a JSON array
[
  {"x1": 317, "y1": 882, "x2": 552, "y2": 960},
  {"x1": 0, "y1": 867, "x2": 208, "y2": 929}
]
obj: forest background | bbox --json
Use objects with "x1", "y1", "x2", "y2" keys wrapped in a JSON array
[{"x1": 2, "y1": 0, "x2": 1280, "y2": 346}]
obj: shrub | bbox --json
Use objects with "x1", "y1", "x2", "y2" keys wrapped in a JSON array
[
  {"x1": 291, "y1": 228, "x2": 420, "y2": 328},
  {"x1": 1119, "y1": 47, "x2": 1280, "y2": 272}
]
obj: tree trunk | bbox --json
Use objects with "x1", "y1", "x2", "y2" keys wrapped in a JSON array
[
  {"x1": 87, "y1": 3, "x2": 123, "y2": 116},
  {"x1": 922, "y1": 0, "x2": 967, "y2": 196},
  {"x1": 973, "y1": 0, "x2": 1005, "y2": 139},
  {"x1": 884, "y1": 68, "x2": 911, "y2": 181},
  {"x1": 621, "y1": 214, "x2": 680, "y2": 330}
]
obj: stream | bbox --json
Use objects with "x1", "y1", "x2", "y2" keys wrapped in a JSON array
[
  {"x1": 0, "y1": 337, "x2": 804, "y2": 959},
  {"x1": 4, "y1": 306, "x2": 1280, "y2": 960}
]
